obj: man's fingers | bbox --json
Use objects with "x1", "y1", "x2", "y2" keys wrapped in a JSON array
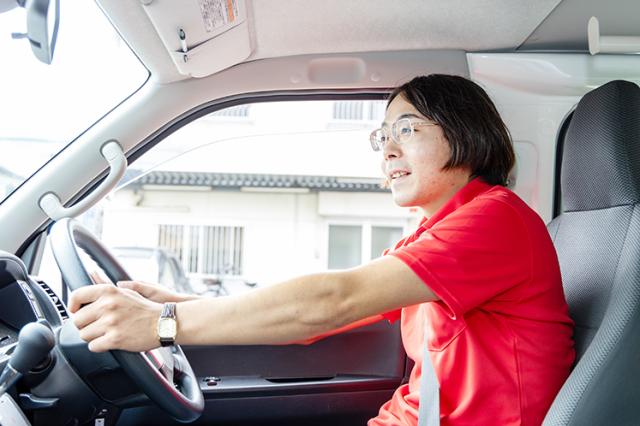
[
  {"x1": 72, "y1": 301, "x2": 102, "y2": 329},
  {"x1": 118, "y1": 281, "x2": 154, "y2": 298},
  {"x1": 87, "y1": 335, "x2": 113, "y2": 353},
  {"x1": 117, "y1": 281, "x2": 137, "y2": 290},
  {"x1": 77, "y1": 319, "x2": 106, "y2": 343},
  {"x1": 66, "y1": 281, "x2": 162, "y2": 353},
  {"x1": 68, "y1": 284, "x2": 117, "y2": 313},
  {"x1": 121, "y1": 287, "x2": 145, "y2": 300},
  {"x1": 117, "y1": 281, "x2": 148, "y2": 296}
]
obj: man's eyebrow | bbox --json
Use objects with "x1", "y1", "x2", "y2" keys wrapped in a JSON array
[{"x1": 381, "y1": 113, "x2": 422, "y2": 127}]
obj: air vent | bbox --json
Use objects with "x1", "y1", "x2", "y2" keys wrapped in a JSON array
[{"x1": 36, "y1": 281, "x2": 69, "y2": 321}]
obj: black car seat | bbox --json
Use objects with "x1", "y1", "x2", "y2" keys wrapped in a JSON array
[{"x1": 544, "y1": 80, "x2": 640, "y2": 425}]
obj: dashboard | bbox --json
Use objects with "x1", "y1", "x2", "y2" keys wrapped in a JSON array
[
  {"x1": 0, "y1": 246, "x2": 202, "y2": 426},
  {"x1": 0, "y1": 320, "x2": 18, "y2": 359},
  {"x1": 0, "y1": 256, "x2": 43, "y2": 369},
  {"x1": 0, "y1": 251, "x2": 80, "y2": 425},
  {"x1": 0, "y1": 253, "x2": 66, "y2": 367},
  {"x1": 0, "y1": 249, "x2": 181, "y2": 426}
]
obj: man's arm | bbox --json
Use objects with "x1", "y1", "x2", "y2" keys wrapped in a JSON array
[
  {"x1": 68, "y1": 255, "x2": 437, "y2": 352},
  {"x1": 173, "y1": 255, "x2": 436, "y2": 346},
  {"x1": 287, "y1": 314, "x2": 386, "y2": 345}
]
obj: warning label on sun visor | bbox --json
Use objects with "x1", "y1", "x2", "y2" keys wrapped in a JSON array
[{"x1": 198, "y1": 0, "x2": 240, "y2": 33}]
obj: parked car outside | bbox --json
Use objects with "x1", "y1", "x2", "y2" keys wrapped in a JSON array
[{"x1": 111, "y1": 247, "x2": 195, "y2": 294}]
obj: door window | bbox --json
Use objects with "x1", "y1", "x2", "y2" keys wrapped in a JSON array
[{"x1": 39, "y1": 99, "x2": 416, "y2": 298}]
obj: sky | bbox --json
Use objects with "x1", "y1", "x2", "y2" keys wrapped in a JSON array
[{"x1": 0, "y1": 1, "x2": 147, "y2": 177}]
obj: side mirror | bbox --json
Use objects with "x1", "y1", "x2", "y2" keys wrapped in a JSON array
[{"x1": 6, "y1": 0, "x2": 60, "y2": 64}]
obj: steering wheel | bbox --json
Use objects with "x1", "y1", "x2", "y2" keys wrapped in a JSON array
[{"x1": 48, "y1": 218, "x2": 204, "y2": 422}]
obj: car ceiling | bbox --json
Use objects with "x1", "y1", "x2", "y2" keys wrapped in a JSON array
[{"x1": 97, "y1": 0, "x2": 639, "y2": 84}]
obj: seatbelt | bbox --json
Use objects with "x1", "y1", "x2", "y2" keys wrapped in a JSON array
[{"x1": 418, "y1": 306, "x2": 440, "y2": 426}]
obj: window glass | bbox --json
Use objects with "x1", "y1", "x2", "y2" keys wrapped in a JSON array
[
  {"x1": 39, "y1": 100, "x2": 418, "y2": 298},
  {"x1": 117, "y1": 251, "x2": 159, "y2": 283},
  {"x1": 0, "y1": 2, "x2": 148, "y2": 204},
  {"x1": 328, "y1": 225, "x2": 363, "y2": 269},
  {"x1": 371, "y1": 226, "x2": 404, "y2": 259},
  {"x1": 159, "y1": 257, "x2": 176, "y2": 290}
]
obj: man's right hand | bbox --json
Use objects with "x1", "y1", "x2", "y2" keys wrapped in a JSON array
[{"x1": 116, "y1": 281, "x2": 200, "y2": 304}]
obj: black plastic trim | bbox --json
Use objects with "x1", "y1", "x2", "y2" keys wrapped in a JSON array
[
  {"x1": 199, "y1": 375, "x2": 399, "y2": 398},
  {"x1": 553, "y1": 107, "x2": 576, "y2": 218}
]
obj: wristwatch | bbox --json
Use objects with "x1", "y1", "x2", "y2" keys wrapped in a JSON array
[{"x1": 157, "y1": 302, "x2": 177, "y2": 347}]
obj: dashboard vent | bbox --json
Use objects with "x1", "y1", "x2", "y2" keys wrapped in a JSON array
[{"x1": 36, "y1": 281, "x2": 69, "y2": 321}]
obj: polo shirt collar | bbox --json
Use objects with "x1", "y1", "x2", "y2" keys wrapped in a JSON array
[{"x1": 420, "y1": 177, "x2": 493, "y2": 229}]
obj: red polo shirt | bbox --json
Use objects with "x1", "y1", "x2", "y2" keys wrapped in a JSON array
[{"x1": 369, "y1": 178, "x2": 575, "y2": 426}]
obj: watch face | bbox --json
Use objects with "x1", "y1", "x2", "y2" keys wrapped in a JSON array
[{"x1": 158, "y1": 318, "x2": 177, "y2": 338}]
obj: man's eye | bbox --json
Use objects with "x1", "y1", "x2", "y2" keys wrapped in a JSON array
[{"x1": 399, "y1": 127, "x2": 411, "y2": 135}]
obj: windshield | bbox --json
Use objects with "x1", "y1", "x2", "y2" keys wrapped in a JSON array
[{"x1": 0, "y1": 1, "x2": 148, "y2": 204}]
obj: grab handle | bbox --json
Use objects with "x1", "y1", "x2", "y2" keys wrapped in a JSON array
[{"x1": 39, "y1": 141, "x2": 126, "y2": 221}]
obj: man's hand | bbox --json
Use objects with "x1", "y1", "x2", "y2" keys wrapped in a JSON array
[
  {"x1": 68, "y1": 284, "x2": 163, "y2": 353},
  {"x1": 117, "y1": 280, "x2": 198, "y2": 304}
]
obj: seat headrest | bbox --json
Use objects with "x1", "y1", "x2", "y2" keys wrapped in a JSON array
[{"x1": 562, "y1": 80, "x2": 640, "y2": 212}]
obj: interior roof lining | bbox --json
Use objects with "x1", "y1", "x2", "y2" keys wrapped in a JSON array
[
  {"x1": 518, "y1": 0, "x2": 640, "y2": 51},
  {"x1": 98, "y1": 0, "x2": 564, "y2": 83}
]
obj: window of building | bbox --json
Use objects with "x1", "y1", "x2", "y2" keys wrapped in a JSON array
[
  {"x1": 332, "y1": 100, "x2": 386, "y2": 122},
  {"x1": 208, "y1": 104, "x2": 250, "y2": 119},
  {"x1": 327, "y1": 223, "x2": 404, "y2": 270},
  {"x1": 158, "y1": 225, "x2": 244, "y2": 277},
  {"x1": 328, "y1": 225, "x2": 363, "y2": 269},
  {"x1": 371, "y1": 226, "x2": 404, "y2": 259}
]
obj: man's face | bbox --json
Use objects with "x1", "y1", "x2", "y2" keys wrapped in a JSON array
[{"x1": 380, "y1": 95, "x2": 471, "y2": 216}]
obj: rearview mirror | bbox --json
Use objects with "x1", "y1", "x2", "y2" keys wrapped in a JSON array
[
  {"x1": 6, "y1": 0, "x2": 60, "y2": 64},
  {"x1": 24, "y1": 0, "x2": 59, "y2": 64}
]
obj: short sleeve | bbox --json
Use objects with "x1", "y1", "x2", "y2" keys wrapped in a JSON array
[
  {"x1": 379, "y1": 238, "x2": 409, "y2": 323},
  {"x1": 381, "y1": 246, "x2": 402, "y2": 323},
  {"x1": 390, "y1": 199, "x2": 532, "y2": 318}
]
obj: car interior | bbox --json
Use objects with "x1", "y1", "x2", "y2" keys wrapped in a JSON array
[{"x1": 1, "y1": 0, "x2": 640, "y2": 425}]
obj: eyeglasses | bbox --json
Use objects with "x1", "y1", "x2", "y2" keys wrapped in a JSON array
[{"x1": 369, "y1": 118, "x2": 437, "y2": 152}]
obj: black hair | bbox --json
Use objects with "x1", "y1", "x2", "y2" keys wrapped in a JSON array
[{"x1": 388, "y1": 74, "x2": 515, "y2": 186}]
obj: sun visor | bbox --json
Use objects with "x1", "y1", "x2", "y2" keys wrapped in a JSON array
[{"x1": 141, "y1": 0, "x2": 253, "y2": 78}]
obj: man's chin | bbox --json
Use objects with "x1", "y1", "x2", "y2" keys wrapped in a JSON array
[{"x1": 392, "y1": 193, "x2": 414, "y2": 208}]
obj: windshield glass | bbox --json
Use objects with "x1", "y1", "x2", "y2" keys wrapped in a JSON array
[{"x1": 0, "y1": 1, "x2": 148, "y2": 204}]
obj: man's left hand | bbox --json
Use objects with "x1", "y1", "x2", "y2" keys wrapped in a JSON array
[{"x1": 68, "y1": 284, "x2": 163, "y2": 353}]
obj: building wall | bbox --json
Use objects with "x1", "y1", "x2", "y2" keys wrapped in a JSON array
[{"x1": 101, "y1": 187, "x2": 414, "y2": 284}]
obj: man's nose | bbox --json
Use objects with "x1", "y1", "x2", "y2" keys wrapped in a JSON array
[{"x1": 382, "y1": 139, "x2": 400, "y2": 160}]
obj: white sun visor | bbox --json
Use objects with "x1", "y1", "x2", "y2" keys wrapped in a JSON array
[{"x1": 141, "y1": 0, "x2": 253, "y2": 78}]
